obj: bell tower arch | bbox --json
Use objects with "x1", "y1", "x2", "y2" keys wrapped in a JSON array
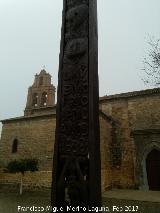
[{"x1": 24, "y1": 69, "x2": 56, "y2": 116}]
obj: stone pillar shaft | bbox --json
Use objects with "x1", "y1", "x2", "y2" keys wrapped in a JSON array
[{"x1": 52, "y1": 0, "x2": 101, "y2": 207}]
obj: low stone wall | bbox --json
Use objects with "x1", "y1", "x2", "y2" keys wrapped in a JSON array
[
  {"x1": 0, "y1": 170, "x2": 112, "y2": 192},
  {"x1": 0, "y1": 171, "x2": 52, "y2": 191}
]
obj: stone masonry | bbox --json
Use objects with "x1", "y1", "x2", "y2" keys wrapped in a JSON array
[{"x1": 0, "y1": 71, "x2": 160, "y2": 191}]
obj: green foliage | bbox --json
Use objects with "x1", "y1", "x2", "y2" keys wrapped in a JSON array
[{"x1": 7, "y1": 159, "x2": 38, "y2": 175}]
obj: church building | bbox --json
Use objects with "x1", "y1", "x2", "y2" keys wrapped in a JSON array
[{"x1": 0, "y1": 69, "x2": 160, "y2": 191}]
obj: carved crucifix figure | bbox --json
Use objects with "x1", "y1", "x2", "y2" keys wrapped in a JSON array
[{"x1": 52, "y1": 0, "x2": 101, "y2": 208}]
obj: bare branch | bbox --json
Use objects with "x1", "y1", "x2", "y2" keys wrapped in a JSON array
[{"x1": 142, "y1": 36, "x2": 160, "y2": 87}]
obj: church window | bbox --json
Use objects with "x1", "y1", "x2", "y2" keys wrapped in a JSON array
[
  {"x1": 32, "y1": 93, "x2": 38, "y2": 107},
  {"x1": 12, "y1": 139, "x2": 18, "y2": 153},
  {"x1": 41, "y1": 92, "x2": 48, "y2": 106}
]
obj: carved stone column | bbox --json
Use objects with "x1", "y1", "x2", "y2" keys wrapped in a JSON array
[{"x1": 52, "y1": 0, "x2": 101, "y2": 208}]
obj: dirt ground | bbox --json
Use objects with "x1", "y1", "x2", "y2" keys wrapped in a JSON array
[{"x1": 0, "y1": 191, "x2": 50, "y2": 213}]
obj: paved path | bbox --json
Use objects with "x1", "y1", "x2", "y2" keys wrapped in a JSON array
[
  {"x1": 103, "y1": 190, "x2": 160, "y2": 213},
  {"x1": 0, "y1": 189, "x2": 159, "y2": 213},
  {"x1": 103, "y1": 189, "x2": 160, "y2": 203}
]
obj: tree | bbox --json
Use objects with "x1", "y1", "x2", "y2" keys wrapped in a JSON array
[
  {"x1": 142, "y1": 37, "x2": 160, "y2": 87},
  {"x1": 7, "y1": 159, "x2": 38, "y2": 195}
]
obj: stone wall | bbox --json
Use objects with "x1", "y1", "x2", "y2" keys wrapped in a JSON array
[
  {"x1": 100, "y1": 98, "x2": 135, "y2": 189},
  {"x1": 99, "y1": 88, "x2": 160, "y2": 190},
  {"x1": 0, "y1": 88, "x2": 160, "y2": 191},
  {"x1": 0, "y1": 171, "x2": 52, "y2": 190},
  {"x1": 100, "y1": 115, "x2": 112, "y2": 191},
  {"x1": 0, "y1": 114, "x2": 111, "y2": 192},
  {"x1": 0, "y1": 115, "x2": 56, "y2": 170}
]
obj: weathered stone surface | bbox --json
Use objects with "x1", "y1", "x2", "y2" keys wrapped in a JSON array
[
  {"x1": 0, "y1": 171, "x2": 52, "y2": 190},
  {"x1": 0, "y1": 88, "x2": 160, "y2": 191},
  {"x1": 100, "y1": 88, "x2": 160, "y2": 190},
  {"x1": 24, "y1": 69, "x2": 56, "y2": 116},
  {"x1": 0, "y1": 115, "x2": 56, "y2": 171},
  {"x1": 52, "y1": 0, "x2": 101, "y2": 206}
]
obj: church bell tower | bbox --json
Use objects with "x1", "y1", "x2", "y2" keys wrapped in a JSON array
[{"x1": 24, "y1": 69, "x2": 56, "y2": 116}]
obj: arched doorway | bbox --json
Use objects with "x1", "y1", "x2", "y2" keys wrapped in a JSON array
[{"x1": 146, "y1": 149, "x2": 160, "y2": 191}]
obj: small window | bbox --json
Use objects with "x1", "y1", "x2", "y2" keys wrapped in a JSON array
[
  {"x1": 12, "y1": 139, "x2": 18, "y2": 153},
  {"x1": 32, "y1": 93, "x2": 38, "y2": 107}
]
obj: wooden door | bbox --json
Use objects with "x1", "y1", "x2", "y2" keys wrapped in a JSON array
[{"x1": 146, "y1": 149, "x2": 160, "y2": 191}]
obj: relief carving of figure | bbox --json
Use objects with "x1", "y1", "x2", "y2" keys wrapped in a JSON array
[
  {"x1": 66, "y1": 4, "x2": 88, "y2": 31},
  {"x1": 64, "y1": 38, "x2": 88, "y2": 64},
  {"x1": 65, "y1": 4, "x2": 89, "y2": 40}
]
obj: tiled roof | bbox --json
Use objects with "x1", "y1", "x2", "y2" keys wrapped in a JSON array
[
  {"x1": 1, "y1": 112, "x2": 56, "y2": 123},
  {"x1": 100, "y1": 87, "x2": 160, "y2": 102}
]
